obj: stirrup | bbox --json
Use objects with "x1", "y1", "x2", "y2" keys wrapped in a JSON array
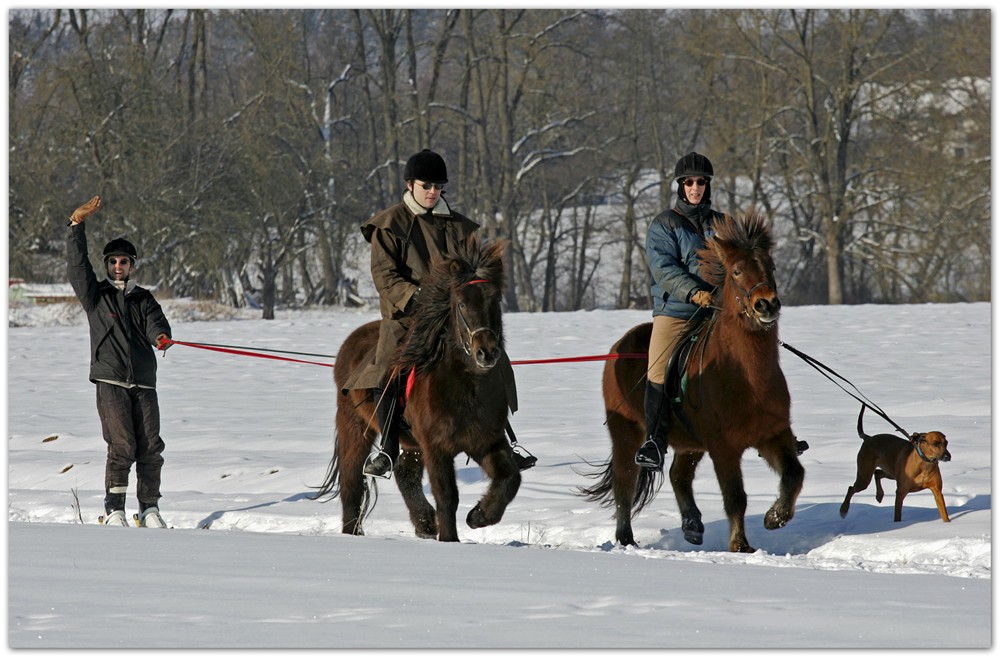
[
  {"x1": 635, "y1": 439, "x2": 664, "y2": 470},
  {"x1": 511, "y1": 444, "x2": 537, "y2": 471},
  {"x1": 363, "y1": 451, "x2": 395, "y2": 480}
]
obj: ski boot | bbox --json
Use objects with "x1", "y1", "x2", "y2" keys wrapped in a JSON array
[
  {"x1": 135, "y1": 507, "x2": 167, "y2": 528},
  {"x1": 101, "y1": 509, "x2": 129, "y2": 526}
]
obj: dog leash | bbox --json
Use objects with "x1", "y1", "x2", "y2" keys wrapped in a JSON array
[{"x1": 779, "y1": 340, "x2": 911, "y2": 438}]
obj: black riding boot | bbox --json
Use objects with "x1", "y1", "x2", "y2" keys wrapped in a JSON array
[
  {"x1": 364, "y1": 384, "x2": 401, "y2": 478},
  {"x1": 636, "y1": 380, "x2": 670, "y2": 470}
]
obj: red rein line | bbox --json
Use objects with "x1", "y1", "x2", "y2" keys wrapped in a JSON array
[{"x1": 164, "y1": 339, "x2": 645, "y2": 368}]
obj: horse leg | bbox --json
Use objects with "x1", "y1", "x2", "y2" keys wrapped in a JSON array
[
  {"x1": 423, "y1": 451, "x2": 462, "y2": 542},
  {"x1": 758, "y1": 432, "x2": 805, "y2": 530},
  {"x1": 669, "y1": 450, "x2": 705, "y2": 545},
  {"x1": 466, "y1": 444, "x2": 521, "y2": 530},
  {"x1": 607, "y1": 412, "x2": 643, "y2": 547},
  {"x1": 710, "y1": 450, "x2": 754, "y2": 553},
  {"x1": 337, "y1": 405, "x2": 373, "y2": 536},
  {"x1": 394, "y1": 450, "x2": 437, "y2": 539}
]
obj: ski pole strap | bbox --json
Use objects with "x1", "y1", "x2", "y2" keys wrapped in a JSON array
[{"x1": 779, "y1": 340, "x2": 910, "y2": 438}]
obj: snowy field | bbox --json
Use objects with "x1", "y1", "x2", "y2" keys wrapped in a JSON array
[{"x1": 6, "y1": 300, "x2": 992, "y2": 650}]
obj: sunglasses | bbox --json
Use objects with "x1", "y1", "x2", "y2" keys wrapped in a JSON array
[
  {"x1": 416, "y1": 182, "x2": 445, "y2": 191},
  {"x1": 683, "y1": 178, "x2": 708, "y2": 188},
  {"x1": 106, "y1": 257, "x2": 133, "y2": 266}
]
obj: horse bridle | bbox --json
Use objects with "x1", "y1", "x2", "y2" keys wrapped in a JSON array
[
  {"x1": 731, "y1": 276, "x2": 777, "y2": 320},
  {"x1": 456, "y1": 278, "x2": 499, "y2": 357}
]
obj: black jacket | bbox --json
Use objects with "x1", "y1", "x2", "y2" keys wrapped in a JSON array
[{"x1": 67, "y1": 223, "x2": 171, "y2": 387}]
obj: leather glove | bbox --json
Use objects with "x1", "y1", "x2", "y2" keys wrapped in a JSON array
[
  {"x1": 690, "y1": 290, "x2": 714, "y2": 308},
  {"x1": 155, "y1": 334, "x2": 172, "y2": 351},
  {"x1": 70, "y1": 195, "x2": 102, "y2": 224},
  {"x1": 407, "y1": 286, "x2": 422, "y2": 311}
]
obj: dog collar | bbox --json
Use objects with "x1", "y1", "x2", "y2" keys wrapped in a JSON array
[{"x1": 912, "y1": 436, "x2": 936, "y2": 463}]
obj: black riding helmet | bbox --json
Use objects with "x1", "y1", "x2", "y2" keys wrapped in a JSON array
[
  {"x1": 404, "y1": 149, "x2": 448, "y2": 183},
  {"x1": 103, "y1": 237, "x2": 138, "y2": 265},
  {"x1": 674, "y1": 152, "x2": 714, "y2": 204}
]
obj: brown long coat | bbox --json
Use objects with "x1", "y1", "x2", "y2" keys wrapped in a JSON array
[{"x1": 343, "y1": 192, "x2": 518, "y2": 412}]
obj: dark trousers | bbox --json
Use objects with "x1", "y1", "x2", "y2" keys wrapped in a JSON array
[{"x1": 96, "y1": 382, "x2": 164, "y2": 508}]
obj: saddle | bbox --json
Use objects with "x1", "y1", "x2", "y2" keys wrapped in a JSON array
[
  {"x1": 662, "y1": 323, "x2": 704, "y2": 443},
  {"x1": 664, "y1": 331, "x2": 698, "y2": 405},
  {"x1": 661, "y1": 321, "x2": 810, "y2": 456}
]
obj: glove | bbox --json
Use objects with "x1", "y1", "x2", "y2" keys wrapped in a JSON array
[
  {"x1": 70, "y1": 195, "x2": 102, "y2": 224},
  {"x1": 690, "y1": 290, "x2": 714, "y2": 308},
  {"x1": 406, "y1": 286, "x2": 422, "y2": 311},
  {"x1": 155, "y1": 334, "x2": 172, "y2": 351}
]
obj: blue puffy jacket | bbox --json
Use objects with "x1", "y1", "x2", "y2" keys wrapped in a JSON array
[{"x1": 646, "y1": 206, "x2": 723, "y2": 319}]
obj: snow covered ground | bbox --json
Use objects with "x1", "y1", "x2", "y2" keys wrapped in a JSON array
[{"x1": 6, "y1": 300, "x2": 991, "y2": 649}]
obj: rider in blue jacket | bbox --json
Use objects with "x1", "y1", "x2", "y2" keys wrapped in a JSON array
[{"x1": 637, "y1": 153, "x2": 725, "y2": 469}]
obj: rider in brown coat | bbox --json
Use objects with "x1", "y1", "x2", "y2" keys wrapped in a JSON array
[{"x1": 343, "y1": 149, "x2": 532, "y2": 477}]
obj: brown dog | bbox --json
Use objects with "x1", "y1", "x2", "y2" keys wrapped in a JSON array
[{"x1": 840, "y1": 406, "x2": 951, "y2": 523}]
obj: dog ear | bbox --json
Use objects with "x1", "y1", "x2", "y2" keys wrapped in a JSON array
[{"x1": 910, "y1": 432, "x2": 926, "y2": 442}]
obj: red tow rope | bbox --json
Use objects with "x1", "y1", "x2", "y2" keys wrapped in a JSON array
[
  {"x1": 510, "y1": 353, "x2": 645, "y2": 365},
  {"x1": 163, "y1": 339, "x2": 335, "y2": 368},
  {"x1": 164, "y1": 339, "x2": 646, "y2": 369}
]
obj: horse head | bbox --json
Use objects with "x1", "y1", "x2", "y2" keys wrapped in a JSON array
[
  {"x1": 449, "y1": 237, "x2": 506, "y2": 370},
  {"x1": 700, "y1": 212, "x2": 781, "y2": 330},
  {"x1": 397, "y1": 236, "x2": 507, "y2": 374}
]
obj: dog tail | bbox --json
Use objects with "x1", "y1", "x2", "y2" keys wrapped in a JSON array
[{"x1": 857, "y1": 404, "x2": 872, "y2": 440}]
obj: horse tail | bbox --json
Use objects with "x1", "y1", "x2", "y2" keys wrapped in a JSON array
[
  {"x1": 309, "y1": 442, "x2": 342, "y2": 501},
  {"x1": 577, "y1": 458, "x2": 615, "y2": 504},
  {"x1": 577, "y1": 459, "x2": 663, "y2": 517},
  {"x1": 630, "y1": 468, "x2": 663, "y2": 517}
]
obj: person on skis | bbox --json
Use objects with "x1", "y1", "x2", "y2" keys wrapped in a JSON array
[
  {"x1": 342, "y1": 149, "x2": 535, "y2": 478},
  {"x1": 636, "y1": 152, "x2": 724, "y2": 470},
  {"x1": 66, "y1": 195, "x2": 173, "y2": 527}
]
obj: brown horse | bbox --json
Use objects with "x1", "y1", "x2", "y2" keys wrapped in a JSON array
[
  {"x1": 581, "y1": 212, "x2": 804, "y2": 553},
  {"x1": 314, "y1": 237, "x2": 520, "y2": 542}
]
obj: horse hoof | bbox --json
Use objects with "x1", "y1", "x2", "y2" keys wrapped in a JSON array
[
  {"x1": 764, "y1": 507, "x2": 791, "y2": 530},
  {"x1": 467, "y1": 503, "x2": 491, "y2": 529},
  {"x1": 734, "y1": 543, "x2": 757, "y2": 553},
  {"x1": 682, "y1": 517, "x2": 704, "y2": 545},
  {"x1": 414, "y1": 515, "x2": 437, "y2": 538}
]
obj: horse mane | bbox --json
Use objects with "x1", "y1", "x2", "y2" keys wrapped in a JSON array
[
  {"x1": 676, "y1": 211, "x2": 774, "y2": 346},
  {"x1": 394, "y1": 236, "x2": 507, "y2": 375},
  {"x1": 696, "y1": 211, "x2": 773, "y2": 288}
]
